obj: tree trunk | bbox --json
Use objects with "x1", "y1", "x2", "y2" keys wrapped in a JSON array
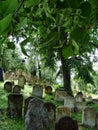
[{"x1": 60, "y1": 51, "x2": 73, "y2": 96}]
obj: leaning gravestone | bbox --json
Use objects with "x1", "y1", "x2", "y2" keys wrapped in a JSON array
[
  {"x1": 25, "y1": 97, "x2": 50, "y2": 130},
  {"x1": 7, "y1": 94, "x2": 23, "y2": 118},
  {"x1": 55, "y1": 116, "x2": 78, "y2": 130},
  {"x1": 24, "y1": 96, "x2": 34, "y2": 116},
  {"x1": 82, "y1": 107, "x2": 97, "y2": 128},
  {"x1": 44, "y1": 102, "x2": 56, "y2": 122},
  {"x1": 32, "y1": 84, "x2": 43, "y2": 98},
  {"x1": 4, "y1": 81, "x2": 13, "y2": 92}
]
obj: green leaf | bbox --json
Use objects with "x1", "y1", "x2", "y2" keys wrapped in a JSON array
[
  {"x1": 17, "y1": 18, "x2": 27, "y2": 30},
  {"x1": 0, "y1": 0, "x2": 19, "y2": 16},
  {"x1": 62, "y1": 44, "x2": 74, "y2": 59},
  {"x1": 56, "y1": 0, "x2": 83, "y2": 9},
  {"x1": 0, "y1": 14, "x2": 12, "y2": 35},
  {"x1": 80, "y1": 1, "x2": 92, "y2": 18},
  {"x1": 71, "y1": 28, "x2": 89, "y2": 44},
  {"x1": 25, "y1": 0, "x2": 40, "y2": 7},
  {"x1": 62, "y1": 40, "x2": 79, "y2": 59},
  {"x1": 41, "y1": 32, "x2": 60, "y2": 47}
]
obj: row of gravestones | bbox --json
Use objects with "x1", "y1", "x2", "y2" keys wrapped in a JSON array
[
  {"x1": 4, "y1": 81, "x2": 21, "y2": 93},
  {"x1": 4, "y1": 80, "x2": 53, "y2": 96},
  {"x1": 7, "y1": 93, "x2": 98, "y2": 129},
  {"x1": 7, "y1": 94, "x2": 55, "y2": 121},
  {"x1": 55, "y1": 89, "x2": 98, "y2": 128},
  {"x1": 7, "y1": 94, "x2": 78, "y2": 130}
]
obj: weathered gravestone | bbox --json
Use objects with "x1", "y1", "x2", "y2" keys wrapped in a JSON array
[
  {"x1": 25, "y1": 97, "x2": 50, "y2": 130},
  {"x1": 13, "y1": 85, "x2": 21, "y2": 93},
  {"x1": 32, "y1": 84, "x2": 43, "y2": 98},
  {"x1": 55, "y1": 89, "x2": 67, "y2": 102},
  {"x1": 24, "y1": 96, "x2": 34, "y2": 116},
  {"x1": 4, "y1": 81, "x2": 13, "y2": 92},
  {"x1": 56, "y1": 106, "x2": 71, "y2": 121},
  {"x1": 64, "y1": 95, "x2": 76, "y2": 112},
  {"x1": 75, "y1": 92, "x2": 84, "y2": 102},
  {"x1": 55, "y1": 116, "x2": 78, "y2": 130},
  {"x1": 7, "y1": 94, "x2": 23, "y2": 118},
  {"x1": 44, "y1": 102, "x2": 56, "y2": 122},
  {"x1": 75, "y1": 102, "x2": 86, "y2": 113},
  {"x1": 82, "y1": 107, "x2": 97, "y2": 128},
  {"x1": 18, "y1": 74, "x2": 26, "y2": 89},
  {"x1": 45, "y1": 86, "x2": 52, "y2": 95}
]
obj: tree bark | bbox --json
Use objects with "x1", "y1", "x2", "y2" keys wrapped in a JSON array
[{"x1": 60, "y1": 50, "x2": 73, "y2": 96}]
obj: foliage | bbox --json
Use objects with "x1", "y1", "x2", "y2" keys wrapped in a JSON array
[{"x1": 0, "y1": 0, "x2": 98, "y2": 93}]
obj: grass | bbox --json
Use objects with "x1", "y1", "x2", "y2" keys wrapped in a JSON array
[{"x1": 0, "y1": 81, "x2": 98, "y2": 130}]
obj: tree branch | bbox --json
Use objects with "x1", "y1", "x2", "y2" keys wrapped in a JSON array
[{"x1": 14, "y1": 0, "x2": 25, "y2": 16}]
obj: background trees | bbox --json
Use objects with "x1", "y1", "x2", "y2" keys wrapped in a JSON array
[{"x1": 0, "y1": 0, "x2": 98, "y2": 95}]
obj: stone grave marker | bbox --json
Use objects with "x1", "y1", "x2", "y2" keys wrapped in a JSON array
[
  {"x1": 25, "y1": 97, "x2": 50, "y2": 130},
  {"x1": 56, "y1": 106, "x2": 71, "y2": 121},
  {"x1": 45, "y1": 86, "x2": 52, "y2": 95},
  {"x1": 18, "y1": 74, "x2": 26, "y2": 89},
  {"x1": 7, "y1": 93, "x2": 23, "y2": 118},
  {"x1": 75, "y1": 92, "x2": 84, "y2": 102},
  {"x1": 4, "y1": 81, "x2": 13, "y2": 92},
  {"x1": 32, "y1": 84, "x2": 43, "y2": 98},
  {"x1": 55, "y1": 89, "x2": 67, "y2": 102},
  {"x1": 82, "y1": 107, "x2": 97, "y2": 128},
  {"x1": 64, "y1": 95, "x2": 76, "y2": 112},
  {"x1": 13, "y1": 85, "x2": 21, "y2": 93},
  {"x1": 55, "y1": 116, "x2": 78, "y2": 130},
  {"x1": 24, "y1": 96, "x2": 34, "y2": 115},
  {"x1": 75, "y1": 102, "x2": 86, "y2": 113},
  {"x1": 44, "y1": 102, "x2": 56, "y2": 122}
]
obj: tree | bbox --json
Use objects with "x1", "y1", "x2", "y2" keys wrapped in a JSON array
[{"x1": 0, "y1": 0, "x2": 98, "y2": 95}]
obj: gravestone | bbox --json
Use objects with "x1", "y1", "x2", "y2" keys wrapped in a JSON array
[
  {"x1": 24, "y1": 96, "x2": 34, "y2": 115},
  {"x1": 45, "y1": 86, "x2": 52, "y2": 94},
  {"x1": 7, "y1": 94, "x2": 23, "y2": 118},
  {"x1": 75, "y1": 102, "x2": 86, "y2": 113},
  {"x1": 13, "y1": 85, "x2": 21, "y2": 93},
  {"x1": 4, "y1": 81, "x2": 13, "y2": 92},
  {"x1": 18, "y1": 74, "x2": 26, "y2": 89},
  {"x1": 56, "y1": 106, "x2": 71, "y2": 121},
  {"x1": 75, "y1": 92, "x2": 84, "y2": 102},
  {"x1": 32, "y1": 84, "x2": 43, "y2": 98},
  {"x1": 55, "y1": 89, "x2": 67, "y2": 102},
  {"x1": 82, "y1": 107, "x2": 97, "y2": 128},
  {"x1": 55, "y1": 116, "x2": 78, "y2": 130},
  {"x1": 44, "y1": 102, "x2": 56, "y2": 122},
  {"x1": 64, "y1": 95, "x2": 76, "y2": 112},
  {"x1": 25, "y1": 97, "x2": 50, "y2": 130}
]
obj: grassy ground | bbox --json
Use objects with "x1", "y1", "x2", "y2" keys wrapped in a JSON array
[{"x1": 0, "y1": 81, "x2": 98, "y2": 130}]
